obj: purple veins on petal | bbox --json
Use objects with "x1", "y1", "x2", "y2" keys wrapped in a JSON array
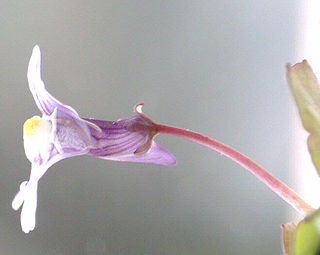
[{"x1": 85, "y1": 116, "x2": 176, "y2": 165}]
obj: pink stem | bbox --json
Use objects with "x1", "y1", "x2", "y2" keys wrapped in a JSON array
[{"x1": 156, "y1": 123, "x2": 315, "y2": 216}]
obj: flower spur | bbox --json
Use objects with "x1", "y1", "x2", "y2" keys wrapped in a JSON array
[{"x1": 12, "y1": 45, "x2": 176, "y2": 233}]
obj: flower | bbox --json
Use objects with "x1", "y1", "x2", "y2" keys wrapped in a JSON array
[{"x1": 12, "y1": 45, "x2": 176, "y2": 233}]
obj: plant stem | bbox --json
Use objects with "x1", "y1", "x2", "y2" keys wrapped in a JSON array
[{"x1": 156, "y1": 123, "x2": 315, "y2": 216}]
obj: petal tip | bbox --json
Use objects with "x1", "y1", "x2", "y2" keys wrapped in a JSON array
[
  {"x1": 160, "y1": 153, "x2": 177, "y2": 166},
  {"x1": 31, "y1": 45, "x2": 41, "y2": 63},
  {"x1": 32, "y1": 45, "x2": 41, "y2": 54},
  {"x1": 28, "y1": 45, "x2": 42, "y2": 81},
  {"x1": 148, "y1": 143, "x2": 177, "y2": 166}
]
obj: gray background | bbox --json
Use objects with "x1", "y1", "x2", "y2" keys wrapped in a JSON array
[{"x1": 0, "y1": 1, "x2": 304, "y2": 254}]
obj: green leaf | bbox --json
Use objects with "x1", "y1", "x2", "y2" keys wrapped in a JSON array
[
  {"x1": 287, "y1": 60, "x2": 320, "y2": 176},
  {"x1": 295, "y1": 209, "x2": 320, "y2": 255}
]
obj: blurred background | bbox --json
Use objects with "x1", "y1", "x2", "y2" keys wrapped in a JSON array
[{"x1": 0, "y1": 1, "x2": 317, "y2": 254}]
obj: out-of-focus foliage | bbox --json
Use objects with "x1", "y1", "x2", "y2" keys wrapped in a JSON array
[
  {"x1": 282, "y1": 222, "x2": 296, "y2": 255},
  {"x1": 287, "y1": 60, "x2": 320, "y2": 176},
  {"x1": 286, "y1": 61, "x2": 320, "y2": 255},
  {"x1": 282, "y1": 210, "x2": 320, "y2": 255},
  {"x1": 295, "y1": 209, "x2": 320, "y2": 255}
]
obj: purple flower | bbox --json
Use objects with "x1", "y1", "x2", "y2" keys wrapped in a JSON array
[{"x1": 12, "y1": 45, "x2": 176, "y2": 233}]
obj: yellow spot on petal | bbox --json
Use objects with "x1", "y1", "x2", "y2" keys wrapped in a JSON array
[
  {"x1": 23, "y1": 116, "x2": 52, "y2": 163},
  {"x1": 23, "y1": 116, "x2": 45, "y2": 137}
]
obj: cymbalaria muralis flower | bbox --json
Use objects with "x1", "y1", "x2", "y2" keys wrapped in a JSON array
[{"x1": 12, "y1": 45, "x2": 176, "y2": 233}]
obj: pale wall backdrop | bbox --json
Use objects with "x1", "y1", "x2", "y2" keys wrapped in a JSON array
[{"x1": 0, "y1": 1, "x2": 303, "y2": 254}]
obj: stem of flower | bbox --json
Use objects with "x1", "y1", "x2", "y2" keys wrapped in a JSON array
[{"x1": 156, "y1": 123, "x2": 315, "y2": 216}]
